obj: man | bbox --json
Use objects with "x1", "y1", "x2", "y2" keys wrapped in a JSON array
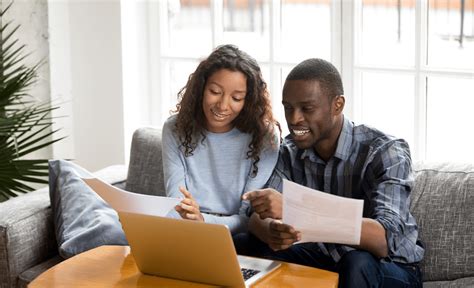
[{"x1": 237, "y1": 58, "x2": 424, "y2": 287}]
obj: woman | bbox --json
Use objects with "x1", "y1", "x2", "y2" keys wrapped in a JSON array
[{"x1": 162, "y1": 44, "x2": 280, "y2": 234}]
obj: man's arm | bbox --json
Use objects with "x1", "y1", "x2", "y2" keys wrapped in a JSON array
[
  {"x1": 242, "y1": 188, "x2": 282, "y2": 219},
  {"x1": 244, "y1": 189, "x2": 388, "y2": 255},
  {"x1": 248, "y1": 213, "x2": 272, "y2": 243},
  {"x1": 363, "y1": 139, "x2": 417, "y2": 261},
  {"x1": 357, "y1": 218, "x2": 388, "y2": 258},
  {"x1": 248, "y1": 213, "x2": 301, "y2": 251}
]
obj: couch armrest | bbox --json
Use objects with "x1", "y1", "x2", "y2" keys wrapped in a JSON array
[
  {"x1": 0, "y1": 188, "x2": 56, "y2": 288},
  {"x1": 0, "y1": 164, "x2": 128, "y2": 288}
]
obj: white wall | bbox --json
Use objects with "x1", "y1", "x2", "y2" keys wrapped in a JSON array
[
  {"x1": 2, "y1": 0, "x2": 53, "y2": 160},
  {"x1": 120, "y1": 1, "x2": 159, "y2": 165},
  {"x1": 48, "y1": 0, "x2": 125, "y2": 171}
]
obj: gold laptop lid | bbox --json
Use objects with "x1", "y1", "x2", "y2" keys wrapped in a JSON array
[{"x1": 118, "y1": 212, "x2": 245, "y2": 287}]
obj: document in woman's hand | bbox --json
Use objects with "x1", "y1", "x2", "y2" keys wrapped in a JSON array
[{"x1": 82, "y1": 178, "x2": 180, "y2": 217}]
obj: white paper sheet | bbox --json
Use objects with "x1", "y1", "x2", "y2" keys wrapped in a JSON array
[
  {"x1": 82, "y1": 178, "x2": 180, "y2": 217},
  {"x1": 282, "y1": 179, "x2": 363, "y2": 245}
]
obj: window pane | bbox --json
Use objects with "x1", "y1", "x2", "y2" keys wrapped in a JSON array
[
  {"x1": 358, "y1": 0, "x2": 415, "y2": 67},
  {"x1": 220, "y1": 0, "x2": 270, "y2": 61},
  {"x1": 359, "y1": 72, "x2": 415, "y2": 152},
  {"x1": 160, "y1": 60, "x2": 199, "y2": 123},
  {"x1": 427, "y1": 0, "x2": 474, "y2": 69},
  {"x1": 163, "y1": 1, "x2": 212, "y2": 57},
  {"x1": 269, "y1": 66, "x2": 291, "y2": 136},
  {"x1": 223, "y1": 0, "x2": 265, "y2": 32},
  {"x1": 426, "y1": 76, "x2": 474, "y2": 162},
  {"x1": 278, "y1": 0, "x2": 331, "y2": 62},
  {"x1": 260, "y1": 65, "x2": 285, "y2": 133}
]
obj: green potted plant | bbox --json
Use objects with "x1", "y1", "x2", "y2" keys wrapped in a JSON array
[{"x1": 0, "y1": 2, "x2": 64, "y2": 202}]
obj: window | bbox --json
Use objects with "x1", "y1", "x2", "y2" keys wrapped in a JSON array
[
  {"x1": 351, "y1": 0, "x2": 474, "y2": 162},
  {"x1": 155, "y1": 0, "x2": 335, "y2": 134},
  {"x1": 132, "y1": 0, "x2": 474, "y2": 162}
]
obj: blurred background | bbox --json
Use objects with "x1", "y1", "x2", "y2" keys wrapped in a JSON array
[{"x1": 3, "y1": 0, "x2": 473, "y2": 170}]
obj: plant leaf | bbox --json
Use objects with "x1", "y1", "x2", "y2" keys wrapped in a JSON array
[{"x1": 0, "y1": 5, "x2": 64, "y2": 201}]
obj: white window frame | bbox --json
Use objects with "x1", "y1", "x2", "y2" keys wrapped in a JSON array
[
  {"x1": 123, "y1": 0, "x2": 474, "y2": 163},
  {"x1": 152, "y1": 1, "x2": 342, "y2": 130},
  {"x1": 347, "y1": 0, "x2": 474, "y2": 161}
]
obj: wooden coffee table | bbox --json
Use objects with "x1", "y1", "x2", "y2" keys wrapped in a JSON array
[{"x1": 29, "y1": 245, "x2": 338, "y2": 287}]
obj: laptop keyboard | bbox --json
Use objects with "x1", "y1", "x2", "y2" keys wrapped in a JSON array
[{"x1": 241, "y1": 268, "x2": 260, "y2": 281}]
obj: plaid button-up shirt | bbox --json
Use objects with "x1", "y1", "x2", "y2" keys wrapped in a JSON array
[{"x1": 267, "y1": 116, "x2": 424, "y2": 264}]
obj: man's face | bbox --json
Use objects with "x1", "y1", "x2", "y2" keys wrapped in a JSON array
[{"x1": 282, "y1": 80, "x2": 340, "y2": 150}]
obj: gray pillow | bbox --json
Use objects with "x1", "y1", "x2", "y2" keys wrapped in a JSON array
[{"x1": 49, "y1": 159, "x2": 127, "y2": 259}]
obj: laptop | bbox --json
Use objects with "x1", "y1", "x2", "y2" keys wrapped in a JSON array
[
  {"x1": 81, "y1": 177, "x2": 280, "y2": 286},
  {"x1": 118, "y1": 211, "x2": 280, "y2": 287}
]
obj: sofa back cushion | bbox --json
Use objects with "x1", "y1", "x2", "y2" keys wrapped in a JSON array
[
  {"x1": 411, "y1": 162, "x2": 474, "y2": 281},
  {"x1": 126, "y1": 127, "x2": 165, "y2": 196}
]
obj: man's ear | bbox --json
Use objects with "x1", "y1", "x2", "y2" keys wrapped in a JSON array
[{"x1": 333, "y1": 95, "x2": 345, "y2": 115}]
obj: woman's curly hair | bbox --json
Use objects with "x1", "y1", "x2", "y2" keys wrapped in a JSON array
[{"x1": 173, "y1": 44, "x2": 280, "y2": 177}]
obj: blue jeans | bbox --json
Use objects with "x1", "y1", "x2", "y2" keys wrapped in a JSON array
[{"x1": 233, "y1": 233, "x2": 422, "y2": 288}]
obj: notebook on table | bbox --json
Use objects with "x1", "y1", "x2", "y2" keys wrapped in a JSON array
[{"x1": 118, "y1": 211, "x2": 281, "y2": 287}]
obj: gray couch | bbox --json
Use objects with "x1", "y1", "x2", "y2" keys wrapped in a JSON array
[{"x1": 1, "y1": 127, "x2": 473, "y2": 287}]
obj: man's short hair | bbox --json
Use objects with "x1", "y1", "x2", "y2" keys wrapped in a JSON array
[{"x1": 286, "y1": 58, "x2": 344, "y2": 100}]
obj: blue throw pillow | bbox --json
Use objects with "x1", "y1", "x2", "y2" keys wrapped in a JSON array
[{"x1": 49, "y1": 159, "x2": 128, "y2": 259}]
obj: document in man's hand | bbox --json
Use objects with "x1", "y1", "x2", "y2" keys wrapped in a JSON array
[
  {"x1": 82, "y1": 178, "x2": 180, "y2": 217},
  {"x1": 282, "y1": 179, "x2": 363, "y2": 245}
]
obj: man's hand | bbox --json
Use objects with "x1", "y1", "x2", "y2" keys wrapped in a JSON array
[
  {"x1": 242, "y1": 188, "x2": 283, "y2": 219},
  {"x1": 175, "y1": 186, "x2": 204, "y2": 222},
  {"x1": 267, "y1": 220, "x2": 301, "y2": 251}
]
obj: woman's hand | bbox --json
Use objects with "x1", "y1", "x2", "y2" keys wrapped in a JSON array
[{"x1": 175, "y1": 186, "x2": 204, "y2": 222}]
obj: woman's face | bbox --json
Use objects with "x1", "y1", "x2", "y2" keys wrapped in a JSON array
[{"x1": 202, "y1": 69, "x2": 247, "y2": 133}]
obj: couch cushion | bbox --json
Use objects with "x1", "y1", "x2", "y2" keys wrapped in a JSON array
[
  {"x1": 411, "y1": 162, "x2": 474, "y2": 282},
  {"x1": 49, "y1": 160, "x2": 128, "y2": 259},
  {"x1": 125, "y1": 127, "x2": 165, "y2": 196},
  {"x1": 423, "y1": 277, "x2": 474, "y2": 288},
  {"x1": 17, "y1": 255, "x2": 63, "y2": 288}
]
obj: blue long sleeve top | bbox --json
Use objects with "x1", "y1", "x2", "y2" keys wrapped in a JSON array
[{"x1": 162, "y1": 115, "x2": 279, "y2": 234}]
